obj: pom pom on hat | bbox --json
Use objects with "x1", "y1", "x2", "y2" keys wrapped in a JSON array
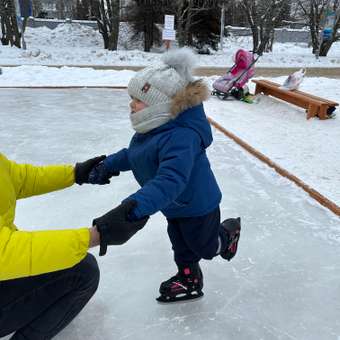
[{"x1": 161, "y1": 47, "x2": 197, "y2": 84}]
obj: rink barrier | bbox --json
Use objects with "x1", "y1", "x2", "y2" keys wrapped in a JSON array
[
  {"x1": 1, "y1": 66, "x2": 340, "y2": 78},
  {"x1": 208, "y1": 117, "x2": 340, "y2": 217}
]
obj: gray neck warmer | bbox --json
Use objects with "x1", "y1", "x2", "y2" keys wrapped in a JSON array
[{"x1": 130, "y1": 103, "x2": 173, "y2": 134}]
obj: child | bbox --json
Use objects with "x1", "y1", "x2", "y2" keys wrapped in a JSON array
[{"x1": 89, "y1": 48, "x2": 241, "y2": 303}]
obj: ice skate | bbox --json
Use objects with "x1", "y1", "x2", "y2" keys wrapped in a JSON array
[
  {"x1": 220, "y1": 217, "x2": 241, "y2": 261},
  {"x1": 157, "y1": 263, "x2": 204, "y2": 303}
]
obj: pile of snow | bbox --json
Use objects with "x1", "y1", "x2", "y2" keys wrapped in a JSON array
[
  {"x1": 0, "y1": 22, "x2": 146, "y2": 66},
  {"x1": 25, "y1": 23, "x2": 102, "y2": 48}
]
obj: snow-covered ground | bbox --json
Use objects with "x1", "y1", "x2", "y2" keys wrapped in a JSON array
[
  {"x1": 1, "y1": 22, "x2": 340, "y2": 67},
  {"x1": 206, "y1": 76, "x2": 340, "y2": 207},
  {"x1": 1, "y1": 89, "x2": 340, "y2": 340},
  {"x1": 0, "y1": 65, "x2": 136, "y2": 87}
]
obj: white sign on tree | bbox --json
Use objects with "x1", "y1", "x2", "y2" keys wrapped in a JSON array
[
  {"x1": 164, "y1": 15, "x2": 175, "y2": 30},
  {"x1": 162, "y1": 30, "x2": 176, "y2": 41},
  {"x1": 163, "y1": 15, "x2": 176, "y2": 42}
]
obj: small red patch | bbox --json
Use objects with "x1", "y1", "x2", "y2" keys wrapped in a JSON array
[
  {"x1": 183, "y1": 268, "x2": 191, "y2": 275},
  {"x1": 141, "y1": 82, "x2": 151, "y2": 93}
]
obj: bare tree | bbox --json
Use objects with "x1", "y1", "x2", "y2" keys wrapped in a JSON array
[
  {"x1": 94, "y1": 0, "x2": 120, "y2": 50},
  {"x1": 175, "y1": 0, "x2": 216, "y2": 47},
  {"x1": 238, "y1": 0, "x2": 289, "y2": 55},
  {"x1": 126, "y1": 0, "x2": 166, "y2": 52},
  {"x1": 56, "y1": 0, "x2": 66, "y2": 18},
  {"x1": 56, "y1": 0, "x2": 74, "y2": 19},
  {"x1": 32, "y1": 0, "x2": 43, "y2": 17},
  {"x1": 74, "y1": 0, "x2": 100, "y2": 20},
  {"x1": 190, "y1": 4, "x2": 221, "y2": 51},
  {"x1": 126, "y1": 0, "x2": 226, "y2": 52},
  {"x1": 225, "y1": 1, "x2": 248, "y2": 26},
  {"x1": 74, "y1": 0, "x2": 98, "y2": 19},
  {"x1": 298, "y1": 0, "x2": 340, "y2": 56},
  {"x1": 0, "y1": 0, "x2": 21, "y2": 47}
]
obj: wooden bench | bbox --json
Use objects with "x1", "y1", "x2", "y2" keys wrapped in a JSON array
[{"x1": 252, "y1": 79, "x2": 338, "y2": 120}]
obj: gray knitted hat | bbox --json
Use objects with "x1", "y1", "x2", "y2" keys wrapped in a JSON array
[{"x1": 128, "y1": 48, "x2": 197, "y2": 116}]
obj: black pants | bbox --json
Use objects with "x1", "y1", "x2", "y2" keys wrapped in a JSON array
[
  {"x1": 167, "y1": 206, "x2": 227, "y2": 266},
  {"x1": 0, "y1": 253, "x2": 100, "y2": 340}
]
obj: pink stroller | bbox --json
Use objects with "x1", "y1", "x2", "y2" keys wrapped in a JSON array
[{"x1": 212, "y1": 49, "x2": 259, "y2": 100}]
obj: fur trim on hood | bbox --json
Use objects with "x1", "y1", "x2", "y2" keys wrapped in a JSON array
[{"x1": 171, "y1": 80, "x2": 210, "y2": 117}]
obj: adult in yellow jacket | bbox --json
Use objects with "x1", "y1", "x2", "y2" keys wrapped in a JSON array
[{"x1": 0, "y1": 153, "x2": 148, "y2": 340}]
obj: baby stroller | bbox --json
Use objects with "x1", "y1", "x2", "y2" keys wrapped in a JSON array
[{"x1": 212, "y1": 49, "x2": 259, "y2": 101}]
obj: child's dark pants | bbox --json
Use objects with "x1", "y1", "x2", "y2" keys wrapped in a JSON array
[
  {"x1": 167, "y1": 207, "x2": 226, "y2": 266},
  {"x1": 0, "y1": 253, "x2": 99, "y2": 340}
]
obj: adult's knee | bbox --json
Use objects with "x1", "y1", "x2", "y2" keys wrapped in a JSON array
[{"x1": 75, "y1": 253, "x2": 100, "y2": 294}]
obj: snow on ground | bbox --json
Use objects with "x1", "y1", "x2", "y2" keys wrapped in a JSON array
[
  {"x1": 206, "y1": 76, "x2": 340, "y2": 207},
  {"x1": 0, "y1": 65, "x2": 135, "y2": 87},
  {"x1": 0, "y1": 89, "x2": 340, "y2": 340},
  {"x1": 1, "y1": 22, "x2": 340, "y2": 67}
]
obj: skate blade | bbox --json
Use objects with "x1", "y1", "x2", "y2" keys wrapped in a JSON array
[{"x1": 156, "y1": 291, "x2": 204, "y2": 304}]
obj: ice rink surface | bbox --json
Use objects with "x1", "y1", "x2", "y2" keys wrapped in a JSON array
[{"x1": 1, "y1": 89, "x2": 339, "y2": 340}]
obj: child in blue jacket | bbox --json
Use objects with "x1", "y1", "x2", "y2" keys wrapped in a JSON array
[{"x1": 89, "y1": 48, "x2": 241, "y2": 303}]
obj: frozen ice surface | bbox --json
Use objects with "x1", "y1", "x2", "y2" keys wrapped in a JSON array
[{"x1": 0, "y1": 89, "x2": 339, "y2": 340}]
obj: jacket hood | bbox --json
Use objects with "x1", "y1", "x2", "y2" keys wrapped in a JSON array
[
  {"x1": 174, "y1": 104, "x2": 213, "y2": 149},
  {"x1": 171, "y1": 79, "x2": 210, "y2": 116},
  {"x1": 172, "y1": 79, "x2": 212, "y2": 148}
]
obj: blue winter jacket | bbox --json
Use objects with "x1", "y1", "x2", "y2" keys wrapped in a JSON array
[{"x1": 103, "y1": 104, "x2": 222, "y2": 219}]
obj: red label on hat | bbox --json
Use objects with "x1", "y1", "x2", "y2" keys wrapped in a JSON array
[{"x1": 141, "y1": 82, "x2": 151, "y2": 93}]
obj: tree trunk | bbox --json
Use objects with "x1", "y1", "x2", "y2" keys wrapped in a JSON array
[
  {"x1": 177, "y1": 18, "x2": 186, "y2": 47},
  {"x1": 319, "y1": 39, "x2": 333, "y2": 56},
  {"x1": 144, "y1": 21, "x2": 153, "y2": 52},
  {"x1": 250, "y1": 25, "x2": 259, "y2": 53},
  {"x1": 310, "y1": 25, "x2": 320, "y2": 54},
  {"x1": 241, "y1": 0, "x2": 287, "y2": 55},
  {"x1": 57, "y1": 0, "x2": 66, "y2": 19},
  {"x1": 0, "y1": 0, "x2": 21, "y2": 48},
  {"x1": 107, "y1": 0, "x2": 119, "y2": 51},
  {"x1": 142, "y1": 4, "x2": 153, "y2": 52},
  {"x1": 184, "y1": 8, "x2": 193, "y2": 46},
  {"x1": 240, "y1": 0, "x2": 259, "y2": 52},
  {"x1": 97, "y1": 19, "x2": 109, "y2": 48},
  {"x1": 96, "y1": 0, "x2": 120, "y2": 50},
  {"x1": 32, "y1": 0, "x2": 43, "y2": 17},
  {"x1": 1, "y1": 18, "x2": 9, "y2": 45},
  {"x1": 176, "y1": 1, "x2": 187, "y2": 47}
]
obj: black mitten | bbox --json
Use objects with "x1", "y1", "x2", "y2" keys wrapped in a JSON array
[
  {"x1": 75, "y1": 155, "x2": 108, "y2": 185},
  {"x1": 93, "y1": 200, "x2": 149, "y2": 256},
  {"x1": 88, "y1": 162, "x2": 120, "y2": 185}
]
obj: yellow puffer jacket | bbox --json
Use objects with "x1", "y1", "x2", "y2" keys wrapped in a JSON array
[{"x1": 0, "y1": 153, "x2": 90, "y2": 281}]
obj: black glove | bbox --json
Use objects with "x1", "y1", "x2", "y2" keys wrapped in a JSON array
[
  {"x1": 75, "y1": 155, "x2": 107, "y2": 185},
  {"x1": 88, "y1": 162, "x2": 120, "y2": 185},
  {"x1": 93, "y1": 200, "x2": 149, "y2": 256}
]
